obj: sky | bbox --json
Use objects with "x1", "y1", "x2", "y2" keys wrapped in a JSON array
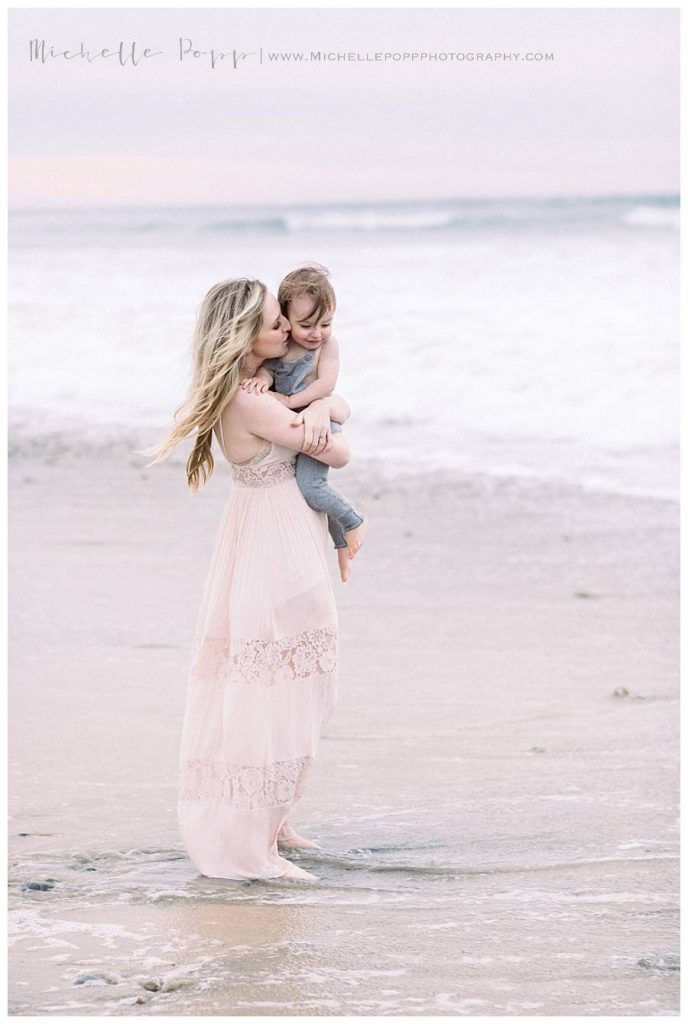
[{"x1": 8, "y1": 6, "x2": 680, "y2": 207}]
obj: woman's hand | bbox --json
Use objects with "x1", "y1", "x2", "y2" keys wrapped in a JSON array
[{"x1": 292, "y1": 398, "x2": 333, "y2": 454}]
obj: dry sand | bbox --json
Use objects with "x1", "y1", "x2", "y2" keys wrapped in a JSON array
[{"x1": 8, "y1": 436, "x2": 679, "y2": 1016}]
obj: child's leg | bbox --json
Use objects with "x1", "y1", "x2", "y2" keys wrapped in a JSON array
[
  {"x1": 295, "y1": 420, "x2": 364, "y2": 547},
  {"x1": 327, "y1": 516, "x2": 348, "y2": 551}
]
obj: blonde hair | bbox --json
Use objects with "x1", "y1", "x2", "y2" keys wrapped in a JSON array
[
  {"x1": 278, "y1": 263, "x2": 336, "y2": 322},
  {"x1": 140, "y1": 277, "x2": 267, "y2": 491}
]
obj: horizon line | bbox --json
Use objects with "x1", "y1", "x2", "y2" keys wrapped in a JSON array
[{"x1": 8, "y1": 190, "x2": 681, "y2": 214}]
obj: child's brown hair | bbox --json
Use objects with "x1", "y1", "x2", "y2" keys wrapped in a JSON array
[{"x1": 278, "y1": 264, "x2": 337, "y2": 322}]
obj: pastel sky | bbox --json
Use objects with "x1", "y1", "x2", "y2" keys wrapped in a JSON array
[{"x1": 8, "y1": 6, "x2": 679, "y2": 207}]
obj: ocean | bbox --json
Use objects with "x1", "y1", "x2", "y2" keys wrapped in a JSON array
[{"x1": 9, "y1": 194, "x2": 679, "y2": 499}]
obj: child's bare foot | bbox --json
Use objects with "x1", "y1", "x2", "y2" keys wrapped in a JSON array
[
  {"x1": 337, "y1": 547, "x2": 352, "y2": 583},
  {"x1": 345, "y1": 517, "x2": 368, "y2": 559}
]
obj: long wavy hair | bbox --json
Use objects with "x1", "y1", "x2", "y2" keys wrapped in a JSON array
[{"x1": 140, "y1": 277, "x2": 267, "y2": 491}]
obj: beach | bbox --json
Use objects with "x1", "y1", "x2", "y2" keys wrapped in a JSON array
[
  {"x1": 8, "y1": 435, "x2": 679, "y2": 1016},
  {"x1": 8, "y1": 194, "x2": 679, "y2": 1014}
]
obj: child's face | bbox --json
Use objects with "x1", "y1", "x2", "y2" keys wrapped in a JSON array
[{"x1": 287, "y1": 293, "x2": 334, "y2": 349}]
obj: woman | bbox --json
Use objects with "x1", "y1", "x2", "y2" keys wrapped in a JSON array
[{"x1": 146, "y1": 277, "x2": 351, "y2": 881}]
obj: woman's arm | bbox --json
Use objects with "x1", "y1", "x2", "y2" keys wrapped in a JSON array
[
  {"x1": 291, "y1": 394, "x2": 351, "y2": 452},
  {"x1": 236, "y1": 389, "x2": 350, "y2": 468}
]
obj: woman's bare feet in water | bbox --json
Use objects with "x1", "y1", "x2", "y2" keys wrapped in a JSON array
[
  {"x1": 337, "y1": 546, "x2": 352, "y2": 583},
  {"x1": 277, "y1": 821, "x2": 322, "y2": 850},
  {"x1": 280, "y1": 862, "x2": 319, "y2": 881},
  {"x1": 345, "y1": 518, "x2": 368, "y2": 560},
  {"x1": 278, "y1": 835, "x2": 322, "y2": 850}
]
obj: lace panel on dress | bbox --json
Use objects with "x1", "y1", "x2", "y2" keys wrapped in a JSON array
[
  {"x1": 190, "y1": 625, "x2": 337, "y2": 686},
  {"x1": 178, "y1": 754, "x2": 313, "y2": 807},
  {"x1": 230, "y1": 459, "x2": 296, "y2": 488}
]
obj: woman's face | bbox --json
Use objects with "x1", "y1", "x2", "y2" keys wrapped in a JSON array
[{"x1": 252, "y1": 292, "x2": 291, "y2": 360}]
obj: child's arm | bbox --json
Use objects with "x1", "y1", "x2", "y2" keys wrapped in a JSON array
[
  {"x1": 240, "y1": 366, "x2": 273, "y2": 394},
  {"x1": 285, "y1": 336, "x2": 339, "y2": 409}
]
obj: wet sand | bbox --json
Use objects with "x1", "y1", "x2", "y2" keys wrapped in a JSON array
[{"x1": 8, "y1": 436, "x2": 679, "y2": 1016}]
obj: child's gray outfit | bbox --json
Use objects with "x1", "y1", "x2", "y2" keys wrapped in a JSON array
[{"x1": 266, "y1": 350, "x2": 363, "y2": 550}]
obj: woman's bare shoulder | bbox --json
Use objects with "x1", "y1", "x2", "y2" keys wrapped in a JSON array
[
  {"x1": 228, "y1": 386, "x2": 274, "y2": 421},
  {"x1": 224, "y1": 386, "x2": 286, "y2": 438}
]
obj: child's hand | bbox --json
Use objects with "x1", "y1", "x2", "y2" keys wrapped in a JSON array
[
  {"x1": 240, "y1": 377, "x2": 270, "y2": 394},
  {"x1": 271, "y1": 393, "x2": 292, "y2": 407}
]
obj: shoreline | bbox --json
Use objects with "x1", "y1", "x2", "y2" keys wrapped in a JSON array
[{"x1": 8, "y1": 421, "x2": 679, "y2": 507}]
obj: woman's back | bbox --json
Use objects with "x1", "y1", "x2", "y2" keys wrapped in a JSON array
[{"x1": 213, "y1": 392, "x2": 267, "y2": 466}]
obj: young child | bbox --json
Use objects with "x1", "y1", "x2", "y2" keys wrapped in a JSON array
[{"x1": 240, "y1": 265, "x2": 367, "y2": 582}]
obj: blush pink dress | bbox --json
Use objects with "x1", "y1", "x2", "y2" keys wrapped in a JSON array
[{"x1": 177, "y1": 431, "x2": 338, "y2": 879}]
